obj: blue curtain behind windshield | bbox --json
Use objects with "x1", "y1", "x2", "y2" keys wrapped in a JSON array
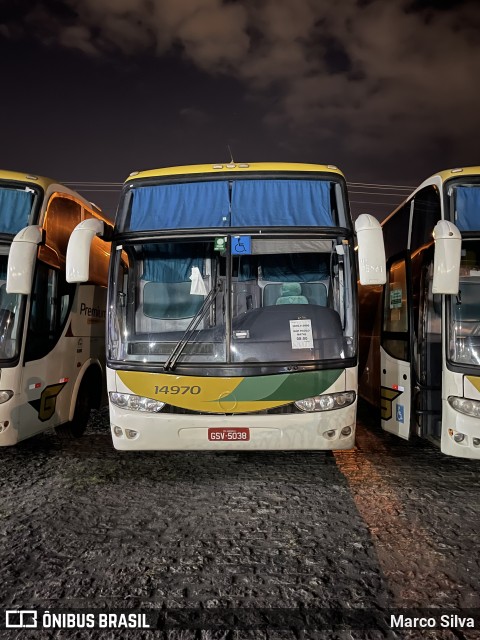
[
  {"x1": 129, "y1": 181, "x2": 230, "y2": 230},
  {"x1": 128, "y1": 179, "x2": 335, "y2": 230},
  {"x1": 231, "y1": 180, "x2": 333, "y2": 226},
  {"x1": 141, "y1": 243, "x2": 204, "y2": 282},
  {"x1": 0, "y1": 188, "x2": 33, "y2": 234},
  {"x1": 456, "y1": 187, "x2": 480, "y2": 231}
]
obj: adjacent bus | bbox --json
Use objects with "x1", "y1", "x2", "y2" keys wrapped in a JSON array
[
  {"x1": 359, "y1": 166, "x2": 480, "y2": 459},
  {"x1": 0, "y1": 170, "x2": 111, "y2": 445},
  {"x1": 68, "y1": 162, "x2": 385, "y2": 451}
]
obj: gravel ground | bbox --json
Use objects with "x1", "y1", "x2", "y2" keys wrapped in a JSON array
[{"x1": 1, "y1": 404, "x2": 479, "y2": 640}]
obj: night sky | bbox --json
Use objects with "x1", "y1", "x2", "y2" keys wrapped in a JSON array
[{"x1": 2, "y1": 0, "x2": 480, "y2": 219}]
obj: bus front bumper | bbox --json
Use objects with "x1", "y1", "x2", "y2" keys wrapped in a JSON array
[{"x1": 109, "y1": 402, "x2": 357, "y2": 451}]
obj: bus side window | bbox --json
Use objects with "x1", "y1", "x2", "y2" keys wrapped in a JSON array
[
  {"x1": 24, "y1": 263, "x2": 75, "y2": 362},
  {"x1": 410, "y1": 185, "x2": 441, "y2": 253},
  {"x1": 383, "y1": 201, "x2": 410, "y2": 259},
  {"x1": 382, "y1": 257, "x2": 409, "y2": 361}
]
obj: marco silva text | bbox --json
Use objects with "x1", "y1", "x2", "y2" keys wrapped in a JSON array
[{"x1": 390, "y1": 614, "x2": 476, "y2": 629}]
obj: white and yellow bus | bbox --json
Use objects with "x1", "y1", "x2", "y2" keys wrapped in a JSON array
[
  {"x1": 0, "y1": 170, "x2": 111, "y2": 445},
  {"x1": 68, "y1": 162, "x2": 384, "y2": 451},
  {"x1": 359, "y1": 166, "x2": 480, "y2": 458}
]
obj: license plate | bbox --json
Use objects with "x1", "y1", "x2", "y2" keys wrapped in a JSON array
[{"x1": 208, "y1": 427, "x2": 250, "y2": 442}]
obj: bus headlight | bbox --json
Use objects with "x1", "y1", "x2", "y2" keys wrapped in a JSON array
[
  {"x1": 448, "y1": 396, "x2": 480, "y2": 418},
  {"x1": 295, "y1": 391, "x2": 356, "y2": 413},
  {"x1": 109, "y1": 392, "x2": 164, "y2": 413},
  {"x1": 0, "y1": 390, "x2": 13, "y2": 404}
]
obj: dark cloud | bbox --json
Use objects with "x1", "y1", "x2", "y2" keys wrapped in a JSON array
[
  {"x1": 180, "y1": 107, "x2": 211, "y2": 125},
  {"x1": 2, "y1": 0, "x2": 480, "y2": 203}
]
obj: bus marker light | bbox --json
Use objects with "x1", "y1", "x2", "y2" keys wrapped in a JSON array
[
  {"x1": 0, "y1": 390, "x2": 13, "y2": 404},
  {"x1": 28, "y1": 383, "x2": 42, "y2": 390}
]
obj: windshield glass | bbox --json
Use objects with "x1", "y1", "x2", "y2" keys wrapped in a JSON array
[
  {"x1": 108, "y1": 235, "x2": 356, "y2": 369},
  {"x1": 451, "y1": 184, "x2": 480, "y2": 231},
  {"x1": 449, "y1": 239, "x2": 480, "y2": 367},
  {"x1": 0, "y1": 186, "x2": 35, "y2": 235},
  {"x1": 0, "y1": 252, "x2": 25, "y2": 362}
]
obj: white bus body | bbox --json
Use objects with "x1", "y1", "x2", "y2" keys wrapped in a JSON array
[
  {"x1": 0, "y1": 170, "x2": 111, "y2": 445},
  {"x1": 68, "y1": 162, "x2": 384, "y2": 451},
  {"x1": 359, "y1": 166, "x2": 480, "y2": 459}
]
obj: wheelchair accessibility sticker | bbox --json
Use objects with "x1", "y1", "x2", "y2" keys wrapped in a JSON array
[
  {"x1": 396, "y1": 403, "x2": 405, "y2": 424},
  {"x1": 232, "y1": 236, "x2": 251, "y2": 255}
]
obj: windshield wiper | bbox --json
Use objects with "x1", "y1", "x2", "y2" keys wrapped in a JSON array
[{"x1": 163, "y1": 282, "x2": 222, "y2": 371}]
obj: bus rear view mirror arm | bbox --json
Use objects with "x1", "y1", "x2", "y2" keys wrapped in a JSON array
[
  {"x1": 355, "y1": 214, "x2": 386, "y2": 285},
  {"x1": 432, "y1": 221, "x2": 461, "y2": 295},
  {"x1": 66, "y1": 218, "x2": 105, "y2": 283},
  {"x1": 6, "y1": 225, "x2": 44, "y2": 295}
]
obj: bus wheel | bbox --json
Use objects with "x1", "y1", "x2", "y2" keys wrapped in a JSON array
[{"x1": 55, "y1": 376, "x2": 93, "y2": 439}]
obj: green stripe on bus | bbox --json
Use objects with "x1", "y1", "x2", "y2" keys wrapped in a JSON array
[{"x1": 219, "y1": 369, "x2": 343, "y2": 403}]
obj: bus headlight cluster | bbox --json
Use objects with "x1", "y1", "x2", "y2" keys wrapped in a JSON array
[
  {"x1": 295, "y1": 391, "x2": 356, "y2": 413},
  {"x1": 448, "y1": 396, "x2": 480, "y2": 418},
  {"x1": 0, "y1": 390, "x2": 13, "y2": 404},
  {"x1": 109, "y1": 392, "x2": 165, "y2": 413}
]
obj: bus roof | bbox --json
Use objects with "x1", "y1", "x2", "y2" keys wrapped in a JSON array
[
  {"x1": 418, "y1": 166, "x2": 480, "y2": 190},
  {"x1": 381, "y1": 165, "x2": 480, "y2": 226},
  {"x1": 125, "y1": 162, "x2": 345, "y2": 183},
  {"x1": 0, "y1": 169, "x2": 57, "y2": 192},
  {"x1": 0, "y1": 169, "x2": 112, "y2": 223}
]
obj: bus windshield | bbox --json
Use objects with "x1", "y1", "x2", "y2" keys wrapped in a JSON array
[
  {"x1": 449, "y1": 239, "x2": 480, "y2": 367},
  {"x1": 0, "y1": 186, "x2": 35, "y2": 235},
  {"x1": 0, "y1": 253, "x2": 25, "y2": 362},
  {"x1": 452, "y1": 184, "x2": 480, "y2": 232},
  {"x1": 108, "y1": 235, "x2": 356, "y2": 369}
]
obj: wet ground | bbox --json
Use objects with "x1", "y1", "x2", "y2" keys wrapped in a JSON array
[{"x1": 1, "y1": 404, "x2": 479, "y2": 640}]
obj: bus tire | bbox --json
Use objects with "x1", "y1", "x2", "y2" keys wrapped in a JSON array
[{"x1": 55, "y1": 370, "x2": 99, "y2": 439}]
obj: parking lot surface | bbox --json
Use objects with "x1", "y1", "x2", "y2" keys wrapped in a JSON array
[{"x1": 1, "y1": 405, "x2": 479, "y2": 639}]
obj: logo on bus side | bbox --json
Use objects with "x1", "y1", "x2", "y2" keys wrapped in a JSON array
[
  {"x1": 380, "y1": 386, "x2": 403, "y2": 421},
  {"x1": 28, "y1": 382, "x2": 67, "y2": 422}
]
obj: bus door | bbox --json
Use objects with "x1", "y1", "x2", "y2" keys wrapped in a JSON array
[
  {"x1": 414, "y1": 257, "x2": 442, "y2": 440},
  {"x1": 18, "y1": 263, "x2": 76, "y2": 438},
  {"x1": 380, "y1": 254, "x2": 412, "y2": 439}
]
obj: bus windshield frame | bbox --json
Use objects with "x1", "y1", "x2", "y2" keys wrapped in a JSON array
[
  {"x1": 0, "y1": 181, "x2": 43, "y2": 366},
  {"x1": 108, "y1": 173, "x2": 356, "y2": 375},
  {"x1": 107, "y1": 231, "x2": 357, "y2": 375},
  {"x1": 445, "y1": 178, "x2": 480, "y2": 374}
]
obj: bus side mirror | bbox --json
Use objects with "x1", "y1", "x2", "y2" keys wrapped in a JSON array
[
  {"x1": 66, "y1": 218, "x2": 104, "y2": 283},
  {"x1": 6, "y1": 225, "x2": 43, "y2": 295},
  {"x1": 355, "y1": 214, "x2": 386, "y2": 285},
  {"x1": 432, "y1": 221, "x2": 461, "y2": 294}
]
